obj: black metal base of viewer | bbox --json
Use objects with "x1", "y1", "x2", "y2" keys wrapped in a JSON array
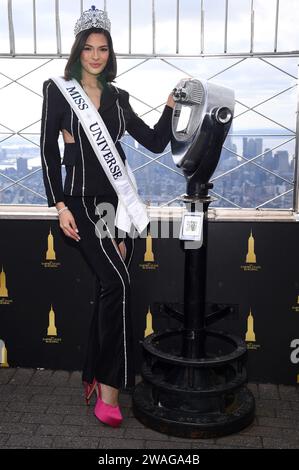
[
  {"x1": 132, "y1": 185, "x2": 255, "y2": 439},
  {"x1": 133, "y1": 384, "x2": 254, "y2": 439},
  {"x1": 133, "y1": 328, "x2": 255, "y2": 439}
]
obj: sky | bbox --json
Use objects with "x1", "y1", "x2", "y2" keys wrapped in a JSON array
[{"x1": 0, "y1": 0, "x2": 298, "y2": 147}]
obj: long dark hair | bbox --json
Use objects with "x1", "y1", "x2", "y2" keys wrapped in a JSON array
[{"x1": 64, "y1": 27, "x2": 117, "y2": 86}]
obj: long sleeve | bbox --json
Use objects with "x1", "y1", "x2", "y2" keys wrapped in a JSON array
[
  {"x1": 40, "y1": 80, "x2": 65, "y2": 207},
  {"x1": 121, "y1": 90, "x2": 173, "y2": 154}
]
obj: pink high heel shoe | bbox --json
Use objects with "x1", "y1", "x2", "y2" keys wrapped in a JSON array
[
  {"x1": 83, "y1": 378, "x2": 101, "y2": 406},
  {"x1": 94, "y1": 385, "x2": 123, "y2": 428}
]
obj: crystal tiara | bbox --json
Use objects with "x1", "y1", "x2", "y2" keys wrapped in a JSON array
[{"x1": 74, "y1": 5, "x2": 111, "y2": 36}]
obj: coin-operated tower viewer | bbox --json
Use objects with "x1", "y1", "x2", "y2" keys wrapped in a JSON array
[{"x1": 133, "y1": 78, "x2": 255, "y2": 439}]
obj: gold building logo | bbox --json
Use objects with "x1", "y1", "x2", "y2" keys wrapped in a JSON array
[
  {"x1": 241, "y1": 230, "x2": 261, "y2": 272},
  {"x1": 144, "y1": 233, "x2": 154, "y2": 262},
  {"x1": 43, "y1": 304, "x2": 61, "y2": 344},
  {"x1": 46, "y1": 227, "x2": 56, "y2": 260},
  {"x1": 139, "y1": 233, "x2": 159, "y2": 270},
  {"x1": 246, "y1": 231, "x2": 256, "y2": 263},
  {"x1": 0, "y1": 265, "x2": 8, "y2": 297},
  {"x1": 47, "y1": 304, "x2": 57, "y2": 336},
  {"x1": 291, "y1": 295, "x2": 299, "y2": 313},
  {"x1": 0, "y1": 340, "x2": 9, "y2": 367},
  {"x1": 245, "y1": 309, "x2": 256, "y2": 342},
  {"x1": 42, "y1": 227, "x2": 61, "y2": 268},
  {"x1": 0, "y1": 265, "x2": 13, "y2": 305},
  {"x1": 144, "y1": 306, "x2": 154, "y2": 337},
  {"x1": 245, "y1": 308, "x2": 260, "y2": 350}
]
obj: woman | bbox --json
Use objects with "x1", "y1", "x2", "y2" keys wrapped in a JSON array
[{"x1": 40, "y1": 6, "x2": 175, "y2": 428}]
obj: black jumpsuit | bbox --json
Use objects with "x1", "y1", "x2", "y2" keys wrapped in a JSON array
[{"x1": 40, "y1": 78, "x2": 173, "y2": 389}]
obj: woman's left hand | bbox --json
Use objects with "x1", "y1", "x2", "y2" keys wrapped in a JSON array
[{"x1": 166, "y1": 93, "x2": 175, "y2": 109}]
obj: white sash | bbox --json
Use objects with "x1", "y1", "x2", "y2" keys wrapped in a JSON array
[{"x1": 51, "y1": 76, "x2": 149, "y2": 234}]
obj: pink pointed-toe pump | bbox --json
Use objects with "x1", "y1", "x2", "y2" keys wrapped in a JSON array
[
  {"x1": 83, "y1": 378, "x2": 101, "y2": 406},
  {"x1": 94, "y1": 386, "x2": 123, "y2": 428}
]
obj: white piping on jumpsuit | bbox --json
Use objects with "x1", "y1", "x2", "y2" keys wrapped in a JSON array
[{"x1": 70, "y1": 108, "x2": 75, "y2": 194}]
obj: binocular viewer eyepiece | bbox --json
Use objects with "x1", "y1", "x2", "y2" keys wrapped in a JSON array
[
  {"x1": 211, "y1": 106, "x2": 233, "y2": 125},
  {"x1": 173, "y1": 80, "x2": 204, "y2": 105}
]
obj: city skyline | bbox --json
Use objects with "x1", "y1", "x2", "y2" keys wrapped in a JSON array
[{"x1": 0, "y1": 129, "x2": 294, "y2": 209}]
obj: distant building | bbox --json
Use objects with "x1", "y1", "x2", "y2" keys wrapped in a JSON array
[
  {"x1": 262, "y1": 148, "x2": 274, "y2": 169},
  {"x1": 17, "y1": 157, "x2": 28, "y2": 174},
  {"x1": 243, "y1": 137, "x2": 263, "y2": 158},
  {"x1": 274, "y1": 150, "x2": 289, "y2": 173}
]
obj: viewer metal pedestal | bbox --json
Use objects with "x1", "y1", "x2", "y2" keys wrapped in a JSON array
[{"x1": 132, "y1": 185, "x2": 255, "y2": 439}]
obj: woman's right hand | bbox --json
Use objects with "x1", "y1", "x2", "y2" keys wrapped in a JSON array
[{"x1": 59, "y1": 209, "x2": 81, "y2": 242}]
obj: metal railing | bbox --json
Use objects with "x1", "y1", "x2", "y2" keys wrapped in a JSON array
[{"x1": 2, "y1": 0, "x2": 299, "y2": 58}]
